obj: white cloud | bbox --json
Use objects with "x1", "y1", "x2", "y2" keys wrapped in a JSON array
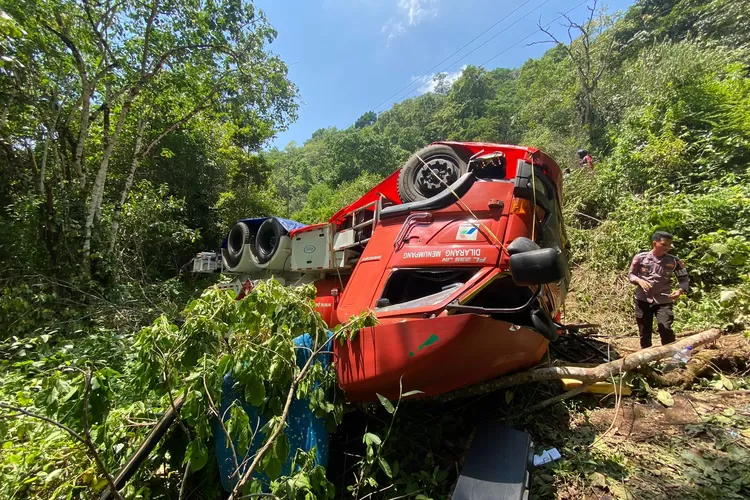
[
  {"x1": 382, "y1": 19, "x2": 406, "y2": 47},
  {"x1": 399, "y1": 0, "x2": 437, "y2": 26},
  {"x1": 412, "y1": 66, "x2": 465, "y2": 94},
  {"x1": 382, "y1": 0, "x2": 438, "y2": 46}
]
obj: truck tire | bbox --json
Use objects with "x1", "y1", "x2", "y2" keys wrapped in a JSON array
[
  {"x1": 254, "y1": 217, "x2": 285, "y2": 265},
  {"x1": 226, "y1": 222, "x2": 250, "y2": 268},
  {"x1": 397, "y1": 144, "x2": 470, "y2": 203}
]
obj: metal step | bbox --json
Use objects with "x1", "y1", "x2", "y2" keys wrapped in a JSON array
[{"x1": 451, "y1": 422, "x2": 533, "y2": 500}]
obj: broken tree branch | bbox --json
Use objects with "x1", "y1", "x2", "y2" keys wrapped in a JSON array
[{"x1": 433, "y1": 329, "x2": 722, "y2": 403}]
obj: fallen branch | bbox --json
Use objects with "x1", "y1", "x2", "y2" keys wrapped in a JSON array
[
  {"x1": 433, "y1": 329, "x2": 722, "y2": 403},
  {"x1": 640, "y1": 335, "x2": 748, "y2": 388}
]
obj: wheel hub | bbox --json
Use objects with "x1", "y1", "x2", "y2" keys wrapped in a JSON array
[{"x1": 416, "y1": 158, "x2": 459, "y2": 197}]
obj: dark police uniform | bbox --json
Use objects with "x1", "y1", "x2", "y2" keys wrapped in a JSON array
[{"x1": 628, "y1": 251, "x2": 689, "y2": 348}]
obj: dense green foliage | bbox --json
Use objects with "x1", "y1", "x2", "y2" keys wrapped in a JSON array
[
  {"x1": 1, "y1": 0, "x2": 296, "y2": 285},
  {"x1": 2, "y1": 0, "x2": 750, "y2": 498}
]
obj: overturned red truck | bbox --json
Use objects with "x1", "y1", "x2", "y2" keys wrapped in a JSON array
[{"x1": 207, "y1": 141, "x2": 571, "y2": 401}]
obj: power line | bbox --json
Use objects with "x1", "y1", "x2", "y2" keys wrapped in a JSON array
[
  {"x1": 369, "y1": 0, "x2": 542, "y2": 113},
  {"x1": 392, "y1": 0, "x2": 589, "y2": 105},
  {"x1": 480, "y1": 0, "x2": 588, "y2": 67}
]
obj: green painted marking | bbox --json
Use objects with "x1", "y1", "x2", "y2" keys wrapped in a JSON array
[
  {"x1": 408, "y1": 334, "x2": 440, "y2": 358},
  {"x1": 417, "y1": 334, "x2": 440, "y2": 351}
]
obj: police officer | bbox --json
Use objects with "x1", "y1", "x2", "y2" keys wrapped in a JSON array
[{"x1": 628, "y1": 231, "x2": 689, "y2": 348}]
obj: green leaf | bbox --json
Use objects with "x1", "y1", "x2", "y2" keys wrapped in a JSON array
[
  {"x1": 265, "y1": 457, "x2": 282, "y2": 479},
  {"x1": 709, "y1": 243, "x2": 729, "y2": 255},
  {"x1": 505, "y1": 390, "x2": 514, "y2": 405},
  {"x1": 227, "y1": 405, "x2": 250, "y2": 453},
  {"x1": 93, "y1": 478, "x2": 109, "y2": 493},
  {"x1": 217, "y1": 354, "x2": 233, "y2": 375},
  {"x1": 719, "y1": 290, "x2": 737, "y2": 306},
  {"x1": 185, "y1": 439, "x2": 208, "y2": 471},
  {"x1": 401, "y1": 390, "x2": 424, "y2": 398},
  {"x1": 274, "y1": 434, "x2": 290, "y2": 462},
  {"x1": 294, "y1": 475, "x2": 312, "y2": 490},
  {"x1": 44, "y1": 469, "x2": 64, "y2": 484},
  {"x1": 245, "y1": 375, "x2": 266, "y2": 407},
  {"x1": 61, "y1": 386, "x2": 78, "y2": 403},
  {"x1": 656, "y1": 390, "x2": 674, "y2": 407},
  {"x1": 363, "y1": 432, "x2": 382, "y2": 447},
  {"x1": 722, "y1": 375, "x2": 734, "y2": 391},
  {"x1": 378, "y1": 456, "x2": 393, "y2": 478},
  {"x1": 376, "y1": 393, "x2": 395, "y2": 414}
]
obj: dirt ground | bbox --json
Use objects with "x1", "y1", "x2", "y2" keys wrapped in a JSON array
[{"x1": 527, "y1": 333, "x2": 750, "y2": 500}]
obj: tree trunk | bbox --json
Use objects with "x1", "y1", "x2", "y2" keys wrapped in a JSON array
[
  {"x1": 73, "y1": 85, "x2": 92, "y2": 187},
  {"x1": 44, "y1": 182, "x2": 58, "y2": 267},
  {"x1": 108, "y1": 117, "x2": 146, "y2": 255},
  {"x1": 40, "y1": 103, "x2": 61, "y2": 197},
  {"x1": 28, "y1": 145, "x2": 43, "y2": 197},
  {"x1": 0, "y1": 103, "x2": 8, "y2": 134},
  {"x1": 433, "y1": 329, "x2": 722, "y2": 403},
  {"x1": 81, "y1": 94, "x2": 135, "y2": 272}
]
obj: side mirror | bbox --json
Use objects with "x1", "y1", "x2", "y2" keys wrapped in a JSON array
[
  {"x1": 509, "y1": 248, "x2": 564, "y2": 286},
  {"x1": 506, "y1": 236, "x2": 540, "y2": 255}
]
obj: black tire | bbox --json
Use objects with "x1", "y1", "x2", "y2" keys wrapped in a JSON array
[
  {"x1": 531, "y1": 308, "x2": 559, "y2": 342},
  {"x1": 225, "y1": 222, "x2": 250, "y2": 268},
  {"x1": 397, "y1": 144, "x2": 471, "y2": 203},
  {"x1": 253, "y1": 217, "x2": 286, "y2": 265}
]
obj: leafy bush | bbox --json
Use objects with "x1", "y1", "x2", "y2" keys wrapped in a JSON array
[
  {"x1": 604, "y1": 42, "x2": 750, "y2": 194},
  {"x1": 112, "y1": 180, "x2": 200, "y2": 281},
  {"x1": 1, "y1": 281, "x2": 376, "y2": 498},
  {"x1": 292, "y1": 172, "x2": 384, "y2": 224}
]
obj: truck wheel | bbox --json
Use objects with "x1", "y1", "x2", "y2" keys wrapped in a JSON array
[
  {"x1": 254, "y1": 218, "x2": 285, "y2": 264},
  {"x1": 397, "y1": 144, "x2": 470, "y2": 203},
  {"x1": 226, "y1": 222, "x2": 250, "y2": 268}
]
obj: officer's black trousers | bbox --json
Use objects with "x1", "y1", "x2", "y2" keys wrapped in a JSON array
[{"x1": 635, "y1": 300, "x2": 675, "y2": 349}]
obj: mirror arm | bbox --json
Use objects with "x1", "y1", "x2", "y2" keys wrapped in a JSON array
[{"x1": 444, "y1": 285, "x2": 542, "y2": 315}]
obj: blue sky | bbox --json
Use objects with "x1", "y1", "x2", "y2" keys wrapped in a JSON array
[{"x1": 256, "y1": 0, "x2": 637, "y2": 149}]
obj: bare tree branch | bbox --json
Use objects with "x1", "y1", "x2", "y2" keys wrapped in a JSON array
[
  {"x1": 433, "y1": 329, "x2": 722, "y2": 403},
  {"x1": 141, "y1": 0, "x2": 161, "y2": 76}
]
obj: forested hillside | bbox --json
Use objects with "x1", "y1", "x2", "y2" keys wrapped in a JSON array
[
  {"x1": 268, "y1": 0, "x2": 750, "y2": 332},
  {"x1": 1, "y1": 0, "x2": 750, "y2": 498}
]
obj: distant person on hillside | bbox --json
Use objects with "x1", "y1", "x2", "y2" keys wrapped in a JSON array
[
  {"x1": 577, "y1": 149, "x2": 594, "y2": 170},
  {"x1": 628, "y1": 231, "x2": 690, "y2": 349}
]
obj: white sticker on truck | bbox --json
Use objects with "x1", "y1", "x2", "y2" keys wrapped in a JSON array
[
  {"x1": 456, "y1": 223, "x2": 479, "y2": 241},
  {"x1": 402, "y1": 250, "x2": 442, "y2": 259}
]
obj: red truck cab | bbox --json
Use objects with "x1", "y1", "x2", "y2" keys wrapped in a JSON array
[
  {"x1": 216, "y1": 142, "x2": 570, "y2": 401},
  {"x1": 328, "y1": 142, "x2": 570, "y2": 400}
]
